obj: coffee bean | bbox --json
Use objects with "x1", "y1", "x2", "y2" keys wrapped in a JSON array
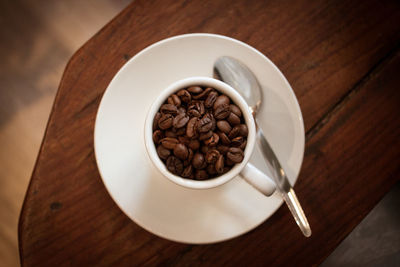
[
  {"x1": 167, "y1": 94, "x2": 181, "y2": 107},
  {"x1": 188, "y1": 139, "x2": 200, "y2": 150},
  {"x1": 199, "y1": 130, "x2": 213, "y2": 141},
  {"x1": 173, "y1": 113, "x2": 189, "y2": 128},
  {"x1": 238, "y1": 124, "x2": 248, "y2": 137},
  {"x1": 186, "y1": 117, "x2": 198, "y2": 138},
  {"x1": 195, "y1": 169, "x2": 209, "y2": 180},
  {"x1": 166, "y1": 156, "x2": 183, "y2": 175},
  {"x1": 227, "y1": 112, "x2": 241, "y2": 126},
  {"x1": 165, "y1": 130, "x2": 177, "y2": 138},
  {"x1": 222, "y1": 167, "x2": 230, "y2": 174},
  {"x1": 158, "y1": 114, "x2": 173, "y2": 130},
  {"x1": 192, "y1": 87, "x2": 213, "y2": 100},
  {"x1": 239, "y1": 140, "x2": 247, "y2": 150},
  {"x1": 160, "y1": 137, "x2": 179, "y2": 149},
  {"x1": 231, "y1": 136, "x2": 244, "y2": 147},
  {"x1": 204, "y1": 132, "x2": 219, "y2": 146},
  {"x1": 183, "y1": 148, "x2": 193, "y2": 167},
  {"x1": 193, "y1": 153, "x2": 206, "y2": 169},
  {"x1": 201, "y1": 145, "x2": 209, "y2": 154},
  {"x1": 217, "y1": 120, "x2": 232, "y2": 134},
  {"x1": 174, "y1": 127, "x2": 186, "y2": 136},
  {"x1": 213, "y1": 95, "x2": 230, "y2": 110},
  {"x1": 217, "y1": 144, "x2": 230, "y2": 155},
  {"x1": 153, "y1": 130, "x2": 163, "y2": 144},
  {"x1": 206, "y1": 164, "x2": 217, "y2": 175},
  {"x1": 205, "y1": 91, "x2": 218, "y2": 108},
  {"x1": 178, "y1": 107, "x2": 186, "y2": 114},
  {"x1": 205, "y1": 149, "x2": 220, "y2": 164},
  {"x1": 225, "y1": 157, "x2": 235, "y2": 166},
  {"x1": 187, "y1": 101, "x2": 205, "y2": 117},
  {"x1": 182, "y1": 165, "x2": 193, "y2": 178},
  {"x1": 153, "y1": 112, "x2": 161, "y2": 130},
  {"x1": 217, "y1": 131, "x2": 231, "y2": 145},
  {"x1": 178, "y1": 136, "x2": 190, "y2": 146},
  {"x1": 215, "y1": 155, "x2": 225, "y2": 174},
  {"x1": 227, "y1": 147, "x2": 244, "y2": 163},
  {"x1": 229, "y1": 104, "x2": 242, "y2": 117},
  {"x1": 214, "y1": 103, "x2": 230, "y2": 119},
  {"x1": 187, "y1": 86, "x2": 203, "y2": 94},
  {"x1": 160, "y1": 103, "x2": 178, "y2": 115},
  {"x1": 157, "y1": 145, "x2": 170, "y2": 160},
  {"x1": 198, "y1": 114, "x2": 213, "y2": 133},
  {"x1": 174, "y1": 143, "x2": 189, "y2": 160},
  {"x1": 228, "y1": 125, "x2": 240, "y2": 139},
  {"x1": 177, "y1": 89, "x2": 191, "y2": 103}
]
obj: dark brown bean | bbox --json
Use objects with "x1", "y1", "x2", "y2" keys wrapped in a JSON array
[
  {"x1": 195, "y1": 169, "x2": 209, "y2": 180},
  {"x1": 173, "y1": 113, "x2": 189, "y2": 128},
  {"x1": 227, "y1": 147, "x2": 244, "y2": 163},
  {"x1": 182, "y1": 165, "x2": 193, "y2": 178},
  {"x1": 192, "y1": 87, "x2": 213, "y2": 99},
  {"x1": 217, "y1": 120, "x2": 232, "y2": 134},
  {"x1": 239, "y1": 140, "x2": 247, "y2": 150},
  {"x1": 167, "y1": 94, "x2": 181, "y2": 107},
  {"x1": 174, "y1": 127, "x2": 186, "y2": 136},
  {"x1": 174, "y1": 143, "x2": 189, "y2": 160},
  {"x1": 215, "y1": 155, "x2": 225, "y2": 174},
  {"x1": 183, "y1": 148, "x2": 194, "y2": 167},
  {"x1": 225, "y1": 157, "x2": 235, "y2": 166},
  {"x1": 214, "y1": 103, "x2": 231, "y2": 119},
  {"x1": 178, "y1": 107, "x2": 186, "y2": 114},
  {"x1": 188, "y1": 139, "x2": 200, "y2": 150},
  {"x1": 166, "y1": 156, "x2": 183, "y2": 175},
  {"x1": 201, "y1": 145, "x2": 209, "y2": 154},
  {"x1": 205, "y1": 149, "x2": 220, "y2": 164},
  {"x1": 238, "y1": 124, "x2": 248, "y2": 137},
  {"x1": 231, "y1": 136, "x2": 244, "y2": 147},
  {"x1": 160, "y1": 137, "x2": 179, "y2": 149},
  {"x1": 197, "y1": 114, "x2": 213, "y2": 133},
  {"x1": 158, "y1": 113, "x2": 173, "y2": 130},
  {"x1": 193, "y1": 153, "x2": 206, "y2": 169},
  {"x1": 177, "y1": 89, "x2": 191, "y2": 103},
  {"x1": 187, "y1": 101, "x2": 205, "y2": 117},
  {"x1": 165, "y1": 130, "x2": 177, "y2": 138},
  {"x1": 187, "y1": 86, "x2": 203, "y2": 94},
  {"x1": 186, "y1": 117, "x2": 198, "y2": 138},
  {"x1": 153, "y1": 112, "x2": 161, "y2": 130},
  {"x1": 178, "y1": 136, "x2": 190, "y2": 146},
  {"x1": 204, "y1": 132, "x2": 219, "y2": 146},
  {"x1": 229, "y1": 104, "x2": 242, "y2": 117},
  {"x1": 205, "y1": 91, "x2": 218, "y2": 108},
  {"x1": 206, "y1": 164, "x2": 217, "y2": 175},
  {"x1": 199, "y1": 130, "x2": 213, "y2": 141},
  {"x1": 153, "y1": 130, "x2": 163, "y2": 144},
  {"x1": 217, "y1": 144, "x2": 230, "y2": 155},
  {"x1": 228, "y1": 125, "x2": 240, "y2": 139},
  {"x1": 213, "y1": 95, "x2": 230, "y2": 109},
  {"x1": 222, "y1": 166, "x2": 230, "y2": 174},
  {"x1": 160, "y1": 103, "x2": 178, "y2": 115},
  {"x1": 227, "y1": 112, "x2": 241, "y2": 126},
  {"x1": 218, "y1": 131, "x2": 231, "y2": 145},
  {"x1": 157, "y1": 145, "x2": 170, "y2": 160}
]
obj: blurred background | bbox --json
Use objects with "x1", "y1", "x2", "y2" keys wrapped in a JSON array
[{"x1": 0, "y1": 0, "x2": 398, "y2": 266}]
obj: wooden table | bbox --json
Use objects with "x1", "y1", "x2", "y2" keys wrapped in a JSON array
[{"x1": 19, "y1": 0, "x2": 400, "y2": 265}]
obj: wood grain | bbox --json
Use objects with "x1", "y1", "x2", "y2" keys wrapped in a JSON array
[{"x1": 18, "y1": 0, "x2": 400, "y2": 265}]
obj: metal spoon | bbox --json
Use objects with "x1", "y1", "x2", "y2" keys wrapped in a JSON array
[{"x1": 214, "y1": 56, "x2": 312, "y2": 237}]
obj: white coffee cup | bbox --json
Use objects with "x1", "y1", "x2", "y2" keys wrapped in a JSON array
[{"x1": 144, "y1": 77, "x2": 276, "y2": 196}]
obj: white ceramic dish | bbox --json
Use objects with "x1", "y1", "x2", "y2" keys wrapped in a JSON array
[{"x1": 94, "y1": 33, "x2": 305, "y2": 244}]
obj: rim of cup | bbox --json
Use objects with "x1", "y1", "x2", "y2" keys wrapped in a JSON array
[{"x1": 144, "y1": 77, "x2": 256, "y2": 189}]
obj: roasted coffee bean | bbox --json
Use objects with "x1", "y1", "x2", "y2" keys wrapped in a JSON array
[
  {"x1": 187, "y1": 86, "x2": 203, "y2": 95},
  {"x1": 188, "y1": 148, "x2": 194, "y2": 162},
  {"x1": 214, "y1": 103, "x2": 230, "y2": 119},
  {"x1": 222, "y1": 166, "x2": 230, "y2": 174},
  {"x1": 186, "y1": 117, "x2": 198, "y2": 138},
  {"x1": 198, "y1": 114, "x2": 213, "y2": 133},
  {"x1": 205, "y1": 91, "x2": 218, "y2": 108},
  {"x1": 177, "y1": 89, "x2": 191, "y2": 103},
  {"x1": 187, "y1": 101, "x2": 205, "y2": 117},
  {"x1": 204, "y1": 132, "x2": 219, "y2": 146},
  {"x1": 213, "y1": 95, "x2": 230, "y2": 109},
  {"x1": 166, "y1": 156, "x2": 183, "y2": 175},
  {"x1": 178, "y1": 107, "x2": 186, "y2": 114},
  {"x1": 225, "y1": 157, "x2": 235, "y2": 166},
  {"x1": 195, "y1": 169, "x2": 209, "y2": 180},
  {"x1": 205, "y1": 149, "x2": 220, "y2": 164},
  {"x1": 157, "y1": 145, "x2": 170, "y2": 160},
  {"x1": 217, "y1": 120, "x2": 232, "y2": 134},
  {"x1": 206, "y1": 164, "x2": 217, "y2": 175},
  {"x1": 167, "y1": 94, "x2": 181, "y2": 107},
  {"x1": 174, "y1": 143, "x2": 189, "y2": 160},
  {"x1": 188, "y1": 139, "x2": 200, "y2": 150},
  {"x1": 153, "y1": 130, "x2": 163, "y2": 144},
  {"x1": 229, "y1": 104, "x2": 242, "y2": 117},
  {"x1": 210, "y1": 114, "x2": 217, "y2": 131},
  {"x1": 165, "y1": 130, "x2": 177, "y2": 138},
  {"x1": 178, "y1": 136, "x2": 190, "y2": 146},
  {"x1": 227, "y1": 147, "x2": 244, "y2": 163},
  {"x1": 182, "y1": 165, "x2": 193, "y2": 178},
  {"x1": 227, "y1": 112, "x2": 241, "y2": 126},
  {"x1": 173, "y1": 113, "x2": 189, "y2": 128},
  {"x1": 228, "y1": 125, "x2": 240, "y2": 139},
  {"x1": 238, "y1": 124, "x2": 248, "y2": 137},
  {"x1": 217, "y1": 144, "x2": 230, "y2": 155},
  {"x1": 158, "y1": 113, "x2": 173, "y2": 130},
  {"x1": 192, "y1": 87, "x2": 213, "y2": 99},
  {"x1": 231, "y1": 136, "x2": 244, "y2": 147},
  {"x1": 153, "y1": 112, "x2": 161, "y2": 130},
  {"x1": 218, "y1": 131, "x2": 231, "y2": 145},
  {"x1": 201, "y1": 145, "x2": 210, "y2": 154},
  {"x1": 215, "y1": 155, "x2": 225, "y2": 174},
  {"x1": 160, "y1": 103, "x2": 178, "y2": 115},
  {"x1": 160, "y1": 137, "x2": 179, "y2": 149},
  {"x1": 193, "y1": 153, "x2": 206, "y2": 169},
  {"x1": 174, "y1": 127, "x2": 186, "y2": 136},
  {"x1": 239, "y1": 140, "x2": 247, "y2": 150},
  {"x1": 199, "y1": 130, "x2": 213, "y2": 141}
]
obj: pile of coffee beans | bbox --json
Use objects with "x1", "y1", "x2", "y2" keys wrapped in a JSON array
[{"x1": 152, "y1": 85, "x2": 248, "y2": 180}]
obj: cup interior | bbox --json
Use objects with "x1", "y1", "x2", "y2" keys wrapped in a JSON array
[{"x1": 144, "y1": 77, "x2": 256, "y2": 189}]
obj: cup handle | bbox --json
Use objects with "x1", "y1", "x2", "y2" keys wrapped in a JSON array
[{"x1": 240, "y1": 163, "x2": 276, "y2": 196}]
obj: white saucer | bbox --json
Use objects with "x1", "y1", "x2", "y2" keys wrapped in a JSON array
[{"x1": 94, "y1": 33, "x2": 305, "y2": 244}]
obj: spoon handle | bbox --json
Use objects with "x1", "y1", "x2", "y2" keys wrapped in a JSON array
[{"x1": 255, "y1": 121, "x2": 312, "y2": 237}]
